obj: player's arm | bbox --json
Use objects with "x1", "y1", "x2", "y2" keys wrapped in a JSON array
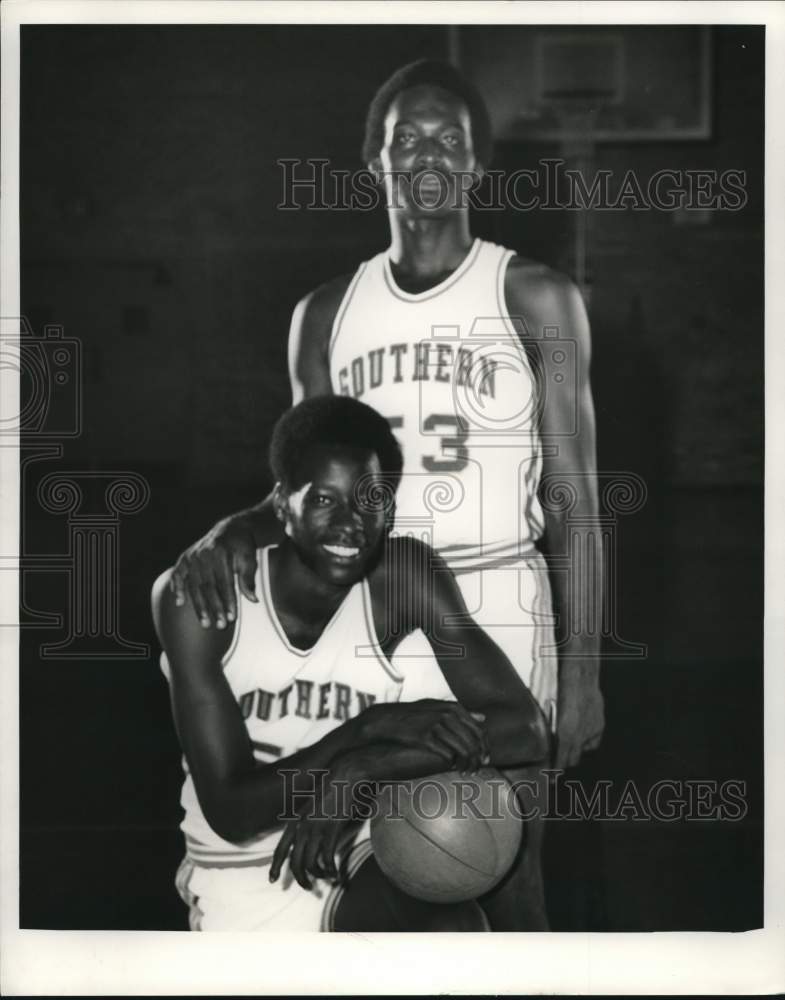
[
  {"x1": 269, "y1": 541, "x2": 530, "y2": 887},
  {"x1": 270, "y1": 541, "x2": 550, "y2": 888},
  {"x1": 506, "y1": 264, "x2": 604, "y2": 769},
  {"x1": 417, "y1": 541, "x2": 550, "y2": 766},
  {"x1": 341, "y1": 539, "x2": 549, "y2": 786},
  {"x1": 168, "y1": 276, "x2": 350, "y2": 627},
  {"x1": 287, "y1": 275, "x2": 351, "y2": 402},
  {"x1": 152, "y1": 568, "x2": 368, "y2": 845}
]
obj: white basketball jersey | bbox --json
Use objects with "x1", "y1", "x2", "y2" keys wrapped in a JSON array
[
  {"x1": 329, "y1": 238, "x2": 545, "y2": 572},
  {"x1": 162, "y1": 545, "x2": 403, "y2": 866}
]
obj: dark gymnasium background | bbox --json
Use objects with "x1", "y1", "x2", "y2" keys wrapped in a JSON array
[{"x1": 18, "y1": 24, "x2": 763, "y2": 931}]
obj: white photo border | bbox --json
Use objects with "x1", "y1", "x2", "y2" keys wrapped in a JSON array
[{"x1": 1, "y1": 1, "x2": 783, "y2": 995}]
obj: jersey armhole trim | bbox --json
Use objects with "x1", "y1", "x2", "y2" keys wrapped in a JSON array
[
  {"x1": 360, "y1": 578, "x2": 404, "y2": 684},
  {"x1": 219, "y1": 586, "x2": 242, "y2": 669},
  {"x1": 496, "y1": 249, "x2": 546, "y2": 545},
  {"x1": 328, "y1": 263, "x2": 367, "y2": 363},
  {"x1": 219, "y1": 554, "x2": 266, "y2": 670},
  {"x1": 496, "y1": 246, "x2": 523, "y2": 346}
]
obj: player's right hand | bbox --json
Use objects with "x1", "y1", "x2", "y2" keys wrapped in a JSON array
[
  {"x1": 361, "y1": 699, "x2": 490, "y2": 773},
  {"x1": 169, "y1": 513, "x2": 259, "y2": 629}
]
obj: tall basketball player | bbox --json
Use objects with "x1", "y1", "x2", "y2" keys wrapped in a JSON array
[
  {"x1": 169, "y1": 60, "x2": 603, "y2": 929},
  {"x1": 152, "y1": 396, "x2": 548, "y2": 931}
]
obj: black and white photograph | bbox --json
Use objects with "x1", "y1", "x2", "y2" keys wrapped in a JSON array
[{"x1": 1, "y1": 0, "x2": 783, "y2": 994}]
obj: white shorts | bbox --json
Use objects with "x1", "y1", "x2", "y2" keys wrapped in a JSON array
[
  {"x1": 391, "y1": 551, "x2": 558, "y2": 730},
  {"x1": 175, "y1": 839, "x2": 373, "y2": 932}
]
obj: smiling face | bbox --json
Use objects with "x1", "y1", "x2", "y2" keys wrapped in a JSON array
[
  {"x1": 374, "y1": 84, "x2": 482, "y2": 216},
  {"x1": 273, "y1": 444, "x2": 392, "y2": 587}
]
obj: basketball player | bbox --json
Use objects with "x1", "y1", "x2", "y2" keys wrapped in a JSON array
[
  {"x1": 152, "y1": 396, "x2": 548, "y2": 931},
  {"x1": 169, "y1": 59, "x2": 603, "y2": 930}
]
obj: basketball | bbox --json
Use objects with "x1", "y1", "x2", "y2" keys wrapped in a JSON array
[{"x1": 370, "y1": 769, "x2": 523, "y2": 904}]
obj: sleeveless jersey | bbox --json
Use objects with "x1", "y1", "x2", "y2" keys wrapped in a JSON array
[
  {"x1": 161, "y1": 545, "x2": 403, "y2": 867},
  {"x1": 328, "y1": 238, "x2": 545, "y2": 572}
]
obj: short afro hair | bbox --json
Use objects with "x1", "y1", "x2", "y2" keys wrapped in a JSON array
[
  {"x1": 362, "y1": 58, "x2": 493, "y2": 167},
  {"x1": 269, "y1": 395, "x2": 403, "y2": 491}
]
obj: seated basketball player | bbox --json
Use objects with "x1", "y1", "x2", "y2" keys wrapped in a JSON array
[{"x1": 152, "y1": 396, "x2": 548, "y2": 932}]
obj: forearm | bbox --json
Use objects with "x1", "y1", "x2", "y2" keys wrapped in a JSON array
[
  {"x1": 202, "y1": 716, "x2": 364, "y2": 842},
  {"x1": 341, "y1": 704, "x2": 547, "y2": 785},
  {"x1": 541, "y1": 507, "x2": 603, "y2": 683},
  {"x1": 482, "y1": 703, "x2": 549, "y2": 766},
  {"x1": 336, "y1": 740, "x2": 460, "y2": 787}
]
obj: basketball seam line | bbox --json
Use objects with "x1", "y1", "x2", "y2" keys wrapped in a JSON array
[{"x1": 401, "y1": 814, "x2": 496, "y2": 877}]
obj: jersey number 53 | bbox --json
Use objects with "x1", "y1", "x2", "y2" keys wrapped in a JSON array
[{"x1": 387, "y1": 414, "x2": 469, "y2": 473}]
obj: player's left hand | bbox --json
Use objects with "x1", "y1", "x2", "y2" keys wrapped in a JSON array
[
  {"x1": 269, "y1": 771, "x2": 355, "y2": 890},
  {"x1": 555, "y1": 678, "x2": 605, "y2": 770}
]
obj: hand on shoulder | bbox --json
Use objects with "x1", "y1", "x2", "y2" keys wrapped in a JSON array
[{"x1": 151, "y1": 566, "x2": 235, "y2": 670}]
